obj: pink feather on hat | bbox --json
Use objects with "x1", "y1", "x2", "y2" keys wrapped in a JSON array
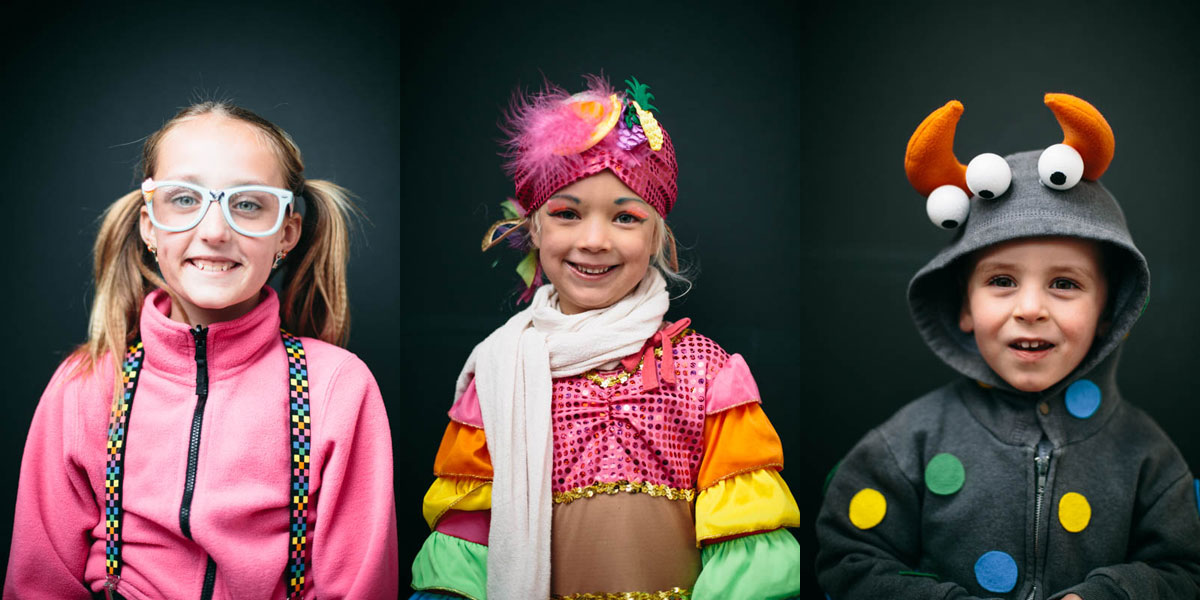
[{"x1": 500, "y1": 74, "x2": 678, "y2": 217}]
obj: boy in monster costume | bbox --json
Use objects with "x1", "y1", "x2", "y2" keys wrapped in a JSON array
[{"x1": 815, "y1": 94, "x2": 1200, "y2": 599}]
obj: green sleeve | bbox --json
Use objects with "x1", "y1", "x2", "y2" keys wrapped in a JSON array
[
  {"x1": 692, "y1": 528, "x2": 801, "y2": 600},
  {"x1": 411, "y1": 531, "x2": 488, "y2": 600}
]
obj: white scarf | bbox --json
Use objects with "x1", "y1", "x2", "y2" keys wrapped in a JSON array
[{"x1": 453, "y1": 269, "x2": 669, "y2": 599}]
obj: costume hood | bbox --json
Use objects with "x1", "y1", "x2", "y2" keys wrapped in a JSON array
[{"x1": 905, "y1": 96, "x2": 1150, "y2": 396}]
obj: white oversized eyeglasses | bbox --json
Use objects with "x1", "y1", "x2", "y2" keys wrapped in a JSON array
[{"x1": 142, "y1": 178, "x2": 294, "y2": 237}]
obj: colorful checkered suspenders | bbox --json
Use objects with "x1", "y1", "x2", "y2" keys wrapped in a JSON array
[
  {"x1": 282, "y1": 330, "x2": 313, "y2": 598},
  {"x1": 103, "y1": 331, "x2": 313, "y2": 599}
]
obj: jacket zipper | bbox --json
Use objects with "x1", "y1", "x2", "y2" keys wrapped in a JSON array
[
  {"x1": 183, "y1": 325, "x2": 219, "y2": 599},
  {"x1": 181, "y1": 325, "x2": 209, "y2": 538},
  {"x1": 1026, "y1": 438, "x2": 1053, "y2": 600},
  {"x1": 201, "y1": 556, "x2": 217, "y2": 600}
]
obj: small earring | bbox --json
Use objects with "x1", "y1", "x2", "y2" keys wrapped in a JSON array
[
  {"x1": 147, "y1": 244, "x2": 158, "y2": 262},
  {"x1": 273, "y1": 250, "x2": 287, "y2": 270}
]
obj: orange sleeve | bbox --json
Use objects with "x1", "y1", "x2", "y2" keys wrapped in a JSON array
[
  {"x1": 433, "y1": 421, "x2": 493, "y2": 480},
  {"x1": 697, "y1": 403, "x2": 784, "y2": 490}
]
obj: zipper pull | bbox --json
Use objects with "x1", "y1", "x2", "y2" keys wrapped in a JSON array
[
  {"x1": 104, "y1": 574, "x2": 119, "y2": 599},
  {"x1": 1035, "y1": 439, "x2": 1053, "y2": 486},
  {"x1": 190, "y1": 325, "x2": 209, "y2": 396}
]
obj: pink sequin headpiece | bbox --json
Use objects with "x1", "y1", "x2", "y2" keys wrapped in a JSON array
[
  {"x1": 481, "y1": 75, "x2": 679, "y2": 303},
  {"x1": 501, "y1": 75, "x2": 678, "y2": 217}
]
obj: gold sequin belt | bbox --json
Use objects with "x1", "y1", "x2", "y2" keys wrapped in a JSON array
[
  {"x1": 552, "y1": 588, "x2": 691, "y2": 600},
  {"x1": 552, "y1": 480, "x2": 696, "y2": 505}
]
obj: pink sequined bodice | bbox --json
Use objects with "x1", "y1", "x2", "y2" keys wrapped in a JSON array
[{"x1": 550, "y1": 332, "x2": 729, "y2": 494}]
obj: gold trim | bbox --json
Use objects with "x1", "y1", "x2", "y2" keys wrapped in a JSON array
[
  {"x1": 553, "y1": 480, "x2": 695, "y2": 505},
  {"x1": 698, "y1": 462, "x2": 784, "y2": 492},
  {"x1": 582, "y1": 329, "x2": 694, "y2": 388},
  {"x1": 481, "y1": 218, "x2": 526, "y2": 252},
  {"x1": 553, "y1": 588, "x2": 691, "y2": 600}
]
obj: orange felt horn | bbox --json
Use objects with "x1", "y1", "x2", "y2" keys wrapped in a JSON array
[
  {"x1": 905, "y1": 100, "x2": 969, "y2": 197},
  {"x1": 1044, "y1": 93, "x2": 1115, "y2": 180}
]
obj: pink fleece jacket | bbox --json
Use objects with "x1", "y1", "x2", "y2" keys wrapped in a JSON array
[{"x1": 5, "y1": 288, "x2": 398, "y2": 599}]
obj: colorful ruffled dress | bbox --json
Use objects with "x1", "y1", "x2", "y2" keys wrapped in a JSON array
[{"x1": 410, "y1": 326, "x2": 801, "y2": 599}]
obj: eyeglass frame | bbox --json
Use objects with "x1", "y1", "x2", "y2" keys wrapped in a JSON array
[{"x1": 141, "y1": 178, "x2": 295, "y2": 238}]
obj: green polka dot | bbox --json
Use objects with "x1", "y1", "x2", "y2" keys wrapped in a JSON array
[{"x1": 925, "y1": 453, "x2": 965, "y2": 495}]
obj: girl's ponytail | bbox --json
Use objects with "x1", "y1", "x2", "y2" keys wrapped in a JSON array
[
  {"x1": 279, "y1": 179, "x2": 358, "y2": 347},
  {"x1": 74, "y1": 190, "x2": 170, "y2": 379}
]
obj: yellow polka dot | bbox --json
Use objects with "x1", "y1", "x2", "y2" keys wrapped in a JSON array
[
  {"x1": 1059, "y1": 492, "x2": 1091, "y2": 533},
  {"x1": 849, "y1": 488, "x2": 887, "y2": 529}
]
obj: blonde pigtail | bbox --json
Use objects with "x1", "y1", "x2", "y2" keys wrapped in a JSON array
[
  {"x1": 280, "y1": 179, "x2": 360, "y2": 347},
  {"x1": 72, "y1": 190, "x2": 170, "y2": 397}
]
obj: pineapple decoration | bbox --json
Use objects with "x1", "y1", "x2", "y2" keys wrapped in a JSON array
[{"x1": 619, "y1": 77, "x2": 664, "y2": 151}]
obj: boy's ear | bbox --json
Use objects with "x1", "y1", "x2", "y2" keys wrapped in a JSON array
[{"x1": 959, "y1": 301, "x2": 975, "y2": 333}]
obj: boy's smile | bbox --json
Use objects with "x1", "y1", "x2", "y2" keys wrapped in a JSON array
[{"x1": 959, "y1": 237, "x2": 1108, "y2": 393}]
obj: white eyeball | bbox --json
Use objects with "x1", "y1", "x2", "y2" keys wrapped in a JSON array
[
  {"x1": 965, "y1": 153, "x2": 1011, "y2": 199},
  {"x1": 926, "y1": 184, "x2": 970, "y2": 229},
  {"x1": 1038, "y1": 143, "x2": 1084, "y2": 190}
]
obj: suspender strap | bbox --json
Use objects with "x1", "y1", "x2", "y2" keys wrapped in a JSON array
[
  {"x1": 100, "y1": 332, "x2": 314, "y2": 600},
  {"x1": 104, "y1": 339, "x2": 144, "y2": 592},
  {"x1": 282, "y1": 330, "x2": 313, "y2": 599}
]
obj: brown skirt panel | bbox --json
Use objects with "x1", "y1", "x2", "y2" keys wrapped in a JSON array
[{"x1": 550, "y1": 493, "x2": 700, "y2": 596}]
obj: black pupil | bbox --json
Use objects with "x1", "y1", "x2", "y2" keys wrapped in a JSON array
[
  {"x1": 942, "y1": 219, "x2": 958, "y2": 228},
  {"x1": 1050, "y1": 172, "x2": 1066, "y2": 185},
  {"x1": 979, "y1": 190, "x2": 994, "y2": 199}
]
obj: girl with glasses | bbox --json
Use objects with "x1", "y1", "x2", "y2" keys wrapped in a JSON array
[
  {"x1": 408, "y1": 75, "x2": 801, "y2": 600},
  {"x1": 6, "y1": 103, "x2": 399, "y2": 599}
]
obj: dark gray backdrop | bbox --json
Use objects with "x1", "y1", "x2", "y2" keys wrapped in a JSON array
[{"x1": 2, "y1": 1, "x2": 1197, "y2": 598}]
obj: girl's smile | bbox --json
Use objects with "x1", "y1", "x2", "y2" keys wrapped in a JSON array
[
  {"x1": 186, "y1": 256, "x2": 242, "y2": 273},
  {"x1": 566, "y1": 261, "x2": 620, "y2": 278}
]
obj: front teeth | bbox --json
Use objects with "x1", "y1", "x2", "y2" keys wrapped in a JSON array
[
  {"x1": 192, "y1": 260, "x2": 234, "y2": 272},
  {"x1": 1017, "y1": 341, "x2": 1050, "y2": 350},
  {"x1": 574, "y1": 264, "x2": 613, "y2": 275}
]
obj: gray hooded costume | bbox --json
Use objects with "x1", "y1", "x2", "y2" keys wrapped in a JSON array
[{"x1": 815, "y1": 149, "x2": 1200, "y2": 599}]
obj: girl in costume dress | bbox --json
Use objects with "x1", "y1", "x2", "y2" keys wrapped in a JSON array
[
  {"x1": 409, "y1": 76, "x2": 801, "y2": 600},
  {"x1": 6, "y1": 103, "x2": 399, "y2": 599}
]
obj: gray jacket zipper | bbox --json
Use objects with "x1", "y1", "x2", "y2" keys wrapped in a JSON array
[
  {"x1": 184, "y1": 325, "x2": 218, "y2": 600},
  {"x1": 1026, "y1": 438, "x2": 1053, "y2": 600}
]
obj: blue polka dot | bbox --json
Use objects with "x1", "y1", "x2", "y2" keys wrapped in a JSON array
[
  {"x1": 974, "y1": 550, "x2": 1018, "y2": 593},
  {"x1": 1065, "y1": 379, "x2": 1101, "y2": 419}
]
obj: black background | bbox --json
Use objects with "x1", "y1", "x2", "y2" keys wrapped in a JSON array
[{"x1": 2, "y1": 1, "x2": 1199, "y2": 597}]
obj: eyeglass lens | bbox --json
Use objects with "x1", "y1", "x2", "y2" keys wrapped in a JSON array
[{"x1": 152, "y1": 186, "x2": 282, "y2": 233}]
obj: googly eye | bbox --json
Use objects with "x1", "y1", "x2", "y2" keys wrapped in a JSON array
[
  {"x1": 1038, "y1": 143, "x2": 1084, "y2": 190},
  {"x1": 965, "y1": 153, "x2": 1011, "y2": 199},
  {"x1": 926, "y1": 184, "x2": 970, "y2": 229}
]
